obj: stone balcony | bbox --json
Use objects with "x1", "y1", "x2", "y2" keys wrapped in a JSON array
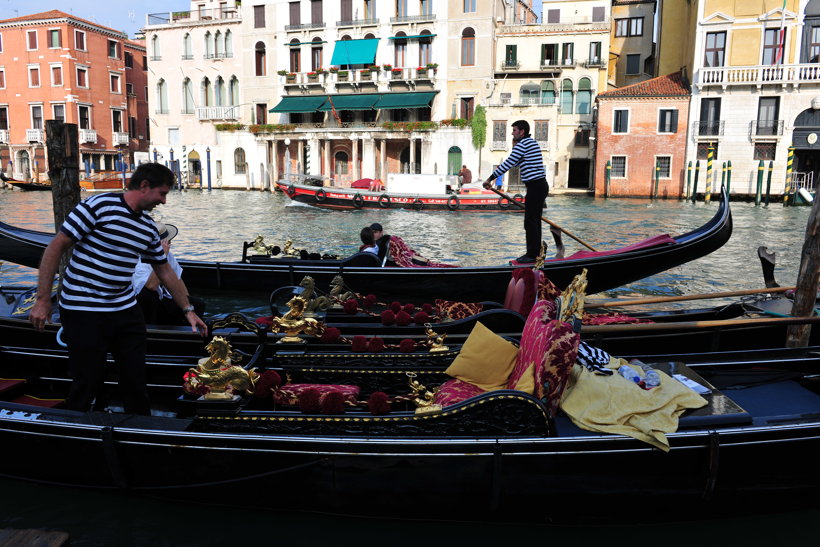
[
  {"x1": 0, "y1": 129, "x2": 8, "y2": 143},
  {"x1": 146, "y1": 7, "x2": 240, "y2": 27},
  {"x1": 697, "y1": 63, "x2": 820, "y2": 89},
  {"x1": 196, "y1": 106, "x2": 239, "y2": 121},
  {"x1": 79, "y1": 129, "x2": 97, "y2": 143},
  {"x1": 113, "y1": 132, "x2": 130, "y2": 145},
  {"x1": 26, "y1": 129, "x2": 44, "y2": 143}
]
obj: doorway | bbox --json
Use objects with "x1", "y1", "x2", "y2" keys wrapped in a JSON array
[{"x1": 568, "y1": 159, "x2": 590, "y2": 189}]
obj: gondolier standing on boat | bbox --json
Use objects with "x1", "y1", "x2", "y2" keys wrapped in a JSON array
[
  {"x1": 483, "y1": 120, "x2": 548, "y2": 264},
  {"x1": 29, "y1": 163, "x2": 207, "y2": 415}
]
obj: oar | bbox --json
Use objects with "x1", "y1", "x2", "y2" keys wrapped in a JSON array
[
  {"x1": 485, "y1": 186, "x2": 598, "y2": 251},
  {"x1": 582, "y1": 314, "x2": 820, "y2": 334},
  {"x1": 586, "y1": 285, "x2": 797, "y2": 308}
]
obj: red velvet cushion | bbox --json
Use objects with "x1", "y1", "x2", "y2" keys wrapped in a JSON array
[
  {"x1": 507, "y1": 300, "x2": 557, "y2": 395},
  {"x1": 433, "y1": 378, "x2": 487, "y2": 407},
  {"x1": 272, "y1": 384, "x2": 360, "y2": 406},
  {"x1": 0, "y1": 378, "x2": 25, "y2": 394},
  {"x1": 537, "y1": 274, "x2": 562, "y2": 302},
  {"x1": 536, "y1": 320, "x2": 581, "y2": 416},
  {"x1": 435, "y1": 299, "x2": 483, "y2": 320}
]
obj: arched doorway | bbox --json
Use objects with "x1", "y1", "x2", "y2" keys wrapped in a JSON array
[
  {"x1": 16, "y1": 150, "x2": 30, "y2": 179},
  {"x1": 447, "y1": 146, "x2": 461, "y2": 175},
  {"x1": 188, "y1": 150, "x2": 202, "y2": 187},
  {"x1": 791, "y1": 107, "x2": 820, "y2": 191}
]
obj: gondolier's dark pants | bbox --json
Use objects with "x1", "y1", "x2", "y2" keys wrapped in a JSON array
[
  {"x1": 524, "y1": 178, "x2": 549, "y2": 258},
  {"x1": 60, "y1": 305, "x2": 150, "y2": 415}
]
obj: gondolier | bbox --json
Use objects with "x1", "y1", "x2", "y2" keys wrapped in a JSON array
[{"x1": 483, "y1": 120, "x2": 548, "y2": 264}]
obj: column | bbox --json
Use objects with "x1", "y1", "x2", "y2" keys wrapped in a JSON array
[
  {"x1": 351, "y1": 136, "x2": 359, "y2": 181},
  {"x1": 362, "y1": 137, "x2": 376, "y2": 179},
  {"x1": 270, "y1": 140, "x2": 278, "y2": 188},
  {"x1": 380, "y1": 139, "x2": 387, "y2": 180},
  {"x1": 323, "y1": 138, "x2": 332, "y2": 182},
  {"x1": 297, "y1": 140, "x2": 305, "y2": 174},
  {"x1": 409, "y1": 137, "x2": 417, "y2": 174}
]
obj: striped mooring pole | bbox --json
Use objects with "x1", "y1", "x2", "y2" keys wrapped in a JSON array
[
  {"x1": 704, "y1": 145, "x2": 714, "y2": 204},
  {"x1": 755, "y1": 160, "x2": 764, "y2": 206},
  {"x1": 784, "y1": 145, "x2": 795, "y2": 206},
  {"x1": 685, "y1": 161, "x2": 692, "y2": 200},
  {"x1": 765, "y1": 161, "x2": 774, "y2": 206},
  {"x1": 692, "y1": 160, "x2": 700, "y2": 203},
  {"x1": 605, "y1": 160, "x2": 611, "y2": 198}
]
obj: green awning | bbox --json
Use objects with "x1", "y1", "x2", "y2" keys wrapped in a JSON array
[
  {"x1": 318, "y1": 94, "x2": 381, "y2": 111},
  {"x1": 374, "y1": 92, "x2": 436, "y2": 110},
  {"x1": 270, "y1": 95, "x2": 328, "y2": 113},
  {"x1": 388, "y1": 34, "x2": 437, "y2": 40},
  {"x1": 329, "y1": 39, "x2": 379, "y2": 66}
]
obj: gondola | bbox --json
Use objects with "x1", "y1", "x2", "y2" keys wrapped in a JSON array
[
  {"x1": 0, "y1": 187, "x2": 733, "y2": 300},
  {"x1": 3, "y1": 180, "x2": 52, "y2": 191}
]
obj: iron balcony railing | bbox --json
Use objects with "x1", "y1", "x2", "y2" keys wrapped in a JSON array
[
  {"x1": 285, "y1": 22, "x2": 326, "y2": 31},
  {"x1": 692, "y1": 120, "x2": 725, "y2": 137},
  {"x1": 336, "y1": 18, "x2": 379, "y2": 27},
  {"x1": 390, "y1": 14, "x2": 436, "y2": 24},
  {"x1": 750, "y1": 120, "x2": 784, "y2": 137}
]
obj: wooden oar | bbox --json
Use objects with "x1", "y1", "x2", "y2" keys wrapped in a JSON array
[
  {"x1": 586, "y1": 285, "x2": 797, "y2": 308},
  {"x1": 582, "y1": 314, "x2": 820, "y2": 334},
  {"x1": 484, "y1": 185, "x2": 598, "y2": 251}
]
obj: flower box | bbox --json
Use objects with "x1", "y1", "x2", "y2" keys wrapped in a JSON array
[
  {"x1": 391, "y1": 68, "x2": 403, "y2": 80},
  {"x1": 337, "y1": 71, "x2": 349, "y2": 82},
  {"x1": 360, "y1": 70, "x2": 371, "y2": 81}
]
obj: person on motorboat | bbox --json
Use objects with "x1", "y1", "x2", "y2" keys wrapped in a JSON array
[
  {"x1": 29, "y1": 163, "x2": 207, "y2": 415},
  {"x1": 359, "y1": 226, "x2": 379, "y2": 255},
  {"x1": 370, "y1": 223, "x2": 456, "y2": 268},
  {"x1": 133, "y1": 221, "x2": 206, "y2": 325},
  {"x1": 483, "y1": 120, "x2": 549, "y2": 264}
]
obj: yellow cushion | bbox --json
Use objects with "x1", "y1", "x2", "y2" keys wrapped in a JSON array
[{"x1": 445, "y1": 322, "x2": 520, "y2": 392}]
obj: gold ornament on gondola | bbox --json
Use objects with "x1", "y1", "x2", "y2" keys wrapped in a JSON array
[
  {"x1": 184, "y1": 336, "x2": 259, "y2": 400},
  {"x1": 270, "y1": 295, "x2": 324, "y2": 343},
  {"x1": 554, "y1": 268, "x2": 588, "y2": 324},
  {"x1": 424, "y1": 324, "x2": 449, "y2": 353},
  {"x1": 407, "y1": 372, "x2": 441, "y2": 414},
  {"x1": 250, "y1": 234, "x2": 272, "y2": 256}
]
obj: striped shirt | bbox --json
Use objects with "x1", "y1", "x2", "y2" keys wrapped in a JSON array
[
  {"x1": 59, "y1": 192, "x2": 166, "y2": 312},
  {"x1": 490, "y1": 136, "x2": 547, "y2": 184}
]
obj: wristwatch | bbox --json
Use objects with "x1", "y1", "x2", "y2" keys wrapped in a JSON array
[{"x1": 182, "y1": 305, "x2": 195, "y2": 314}]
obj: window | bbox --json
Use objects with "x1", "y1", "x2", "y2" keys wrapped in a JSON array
[
  {"x1": 541, "y1": 44, "x2": 558, "y2": 65},
  {"x1": 575, "y1": 129, "x2": 590, "y2": 146},
  {"x1": 0, "y1": 68, "x2": 5, "y2": 89},
  {"x1": 757, "y1": 97, "x2": 780, "y2": 135},
  {"x1": 626, "y1": 54, "x2": 640, "y2": 74},
  {"x1": 75, "y1": 30, "x2": 86, "y2": 50},
  {"x1": 810, "y1": 26, "x2": 820, "y2": 62},
  {"x1": 311, "y1": 0, "x2": 323, "y2": 24},
  {"x1": 754, "y1": 143, "x2": 776, "y2": 161},
  {"x1": 505, "y1": 45, "x2": 518, "y2": 67},
  {"x1": 0, "y1": 107, "x2": 7, "y2": 130},
  {"x1": 225, "y1": 30, "x2": 233, "y2": 57},
  {"x1": 611, "y1": 156, "x2": 626, "y2": 178},
  {"x1": 615, "y1": 17, "x2": 643, "y2": 37},
  {"x1": 156, "y1": 79, "x2": 169, "y2": 114},
  {"x1": 419, "y1": 32, "x2": 432, "y2": 66},
  {"x1": 129, "y1": 116, "x2": 136, "y2": 138},
  {"x1": 460, "y1": 97, "x2": 474, "y2": 120},
  {"x1": 289, "y1": 40, "x2": 301, "y2": 72},
  {"x1": 110, "y1": 73, "x2": 121, "y2": 93},
  {"x1": 126, "y1": 82, "x2": 134, "y2": 95},
  {"x1": 520, "y1": 84, "x2": 539, "y2": 104},
  {"x1": 112, "y1": 110, "x2": 123, "y2": 132},
  {"x1": 704, "y1": 31, "x2": 726, "y2": 67},
  {"x1": 696, "y1": 142, "x2": 718, "y2": 160},
  {"x1": 562, "y1": 43, "x2": 574, "y2": 65},
  {"x1": 48, "y1": 29, "x2": 61, "y2": 48},
  {"x1": 204, "y1": 32, "x2": 214, "y2": 58},
  {"x1": 51, "y1": 64, "x2": 63, "y2": 86},
  {"x1": 560, "y1": 79, "x2": 573, "y2": 113},
  {"x1": 215, "y1": 77, "x2": 226, "y2": 106},
  {"x1": 31, "y1": 105, "x2": 43, "y2": 129},
  {"x1": 108, "y1": 40, "x2": 119, "y2": 58},
  {"x1": 613, "y1": 109, "x2": 629, "y2": 133},
  {"x1": 125, "y1": 51, "x2": 134, "y2": 67},
  {"x1": 256, "y1": 103, "x2": 267, "y2": 124},
  {"x1": 493, "y1": 120, "x2": 506, "y2": 144},
  {"x1": 76, "y1": 66, "x2": 88, "y2": 88},
  {"x1": 151, "y1": 35, "x2": 161, "y2": 60},
  {"x1": 215, "y1": 31, "x2": 224, "y2": 58},
  {"x1": 396, "y1": 0, "x2": 408, "y2": 17},
  {"x1": 289, "y1": 2, "x2": 301, "y2": 25},
  {"x1": 28, "y1": 66, "x2": 40, "y2": 87},
  {"x1": 53, "y1": 104, "x2": 65, "y2": 123},
  {"x1": 255, "y1": 42, "x2": 266, "y2": 76},
  {"x1": 334, "y1": 151, "x2": 349, "y2": 175},
  {"x1": 364, "y1": 0, "x2": 376, "y2": 18},
  {"x1": 592, "y1": 6, "x2": 605, "y2": 22},
  {"x1": 0, "y1": 33, "x2": 3, "y2": 53},
  {"x1": 394, "y1": 33, "x2": 407, "y2": 67},
  {"x1": 547, "y1": 9, "x2": 560, "y2": 24},
  {"x1": 658, "y1": 109, "x2": 679, "y2": 133},
  {"x1": 589, "y1": 42, "x2": 602, "y2": 64},
  {"x1": 463, "y1": 0, "x2": 475, "y2": 13},
  {"x1": 229, "y1": 76, "x2": 239, "y2": 106},
  {"x1": 763, "y1": 28, "x2": 783, "y2": 65},
  {"x1": 420, "y1": 0, "x2": 432, "y2": 16},
  {"x1": 461, "y1": 28, "x2": 475, "y2": 66},
  {"x1": 340, "y1": 0, "x2": 353, "y2": 20},
  {"x1": 656, "y1": 156, "x2": 671, "y2": 178},
  {"x1": 27, "y1": 30, "x2": 38, "y2": 50},
  {"x1": 182, "y1": 79, "x2": 194, "y2": 114},
  {"x1": 699, "y1": 98, "x2": 721, "y2": 135},
  {"x1": 311, "y1": 39, "x2": 322, "y2": 70},
  {"x1": 447, "y1": 146, "x2": 462, "y2": 175},
  {"x1": 540, "y1": 80, "x2": 555, "y2": 104},
  {"x1": 534, "y1": 120, "x2": 548, "y2": 142},
  {"x1": 235, "y1": 148, "x2": 247, "y2": 174},
  {"x1": 78, "y1": 105, "x2": 90, "y2": 129},
  {"x1": 254, "y1": 5, "x2": 266, "y2": 27},
  {"x1": 168, "y1": 127, "x2": 180, "y2": 145},
  {"x1": 576, "y1": 78, "x2": 592, "y2": 114},
  {"x1": 183, "y1": 34, "x2": 193, "y2": 59}
]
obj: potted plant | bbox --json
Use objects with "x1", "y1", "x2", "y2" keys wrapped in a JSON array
[
  {"x1": 360, "y1": 69, "x2": 372, "y2": 80},
  {"x1": 391, "y1": 67, "x2": 403, "y2": 79},
  {"x1": 337, "y1": 70, "x2": 349, "y2": 81},
  {"x1": 328, "y1": 66, "x2": 339, "y2": 73},
  {"x1": 286, "y1": 72, "x2": 296, "y2": 82},
  {"x1": 277, "y1": 69, "x2": 289, "y2": 76},
  {"x1": 426, "y1": 63, "x2": 439, "y2": 70},
  {"x1": 416, "y1": 66, "x2": 428, "y2": 77},
  {"x1": 307, "y1": 71, "x2": 319, "y2": 81},
  {"x1": 382, "y1": 64, "x2": 393, "y2": 71}
]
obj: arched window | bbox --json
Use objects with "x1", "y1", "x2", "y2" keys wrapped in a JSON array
[
  {"x1": 540, "y1": 80, "x2": 556, "y2": 105},
  {"x1": 201, "y1": 77, "x2": 212, "y2": 107},
  {"x1": 215, "y1": 31, "x2": 223, "y2": 57},
  {"x1": 461, "y1": 28, "x2": 475, "y2": 66},
  {"x1": 289, "y1": 39, "x2": 301, "y2": 72},
  {"x1": 576, "y1": 77, "x2": 592, "y2": 114},
  {"x1": 311, "y1": 37, "x2": 323, "y2": 70},
  {"x1": 341, "y1": 35, "x2": 352, "y2": 41},
  {"x1": 419, "y1": 29, "x2": 433, "y2": 66},
  {"x1": 182, "y1": 78, "x2": 194, "y2": 114},
  {"x1": 234, "y1": 148, "x2": 246, "y2": 174},
  {"x1": 447, "y1": 146, "x2": 462, "y2": 175},
  {"x1": 560, "y1": 79, "x2": 573, "y2": 114},
  {"x1": 229, "y1": 76, "x2": 239, "y2": 105},
  {"x1": 204, "y1": 32, "x2": 213, "y2": 58},
  {"x1": 156, "y1": 79, "x2": 168, "y2": 113},
  {"x1": 364, "y1": 33, "x2": 376, "y2": 39},
  {"x1": 394, "y1": 32, "x2": 407, "y2": 67},
  {"x1": 151, "y1": 35, "x2": 161, "y2": 59},
  {"x1": 334, "y1": 151, "x2": 349, "y2": 175},
  {"x1": 225, "y1": 30, "x2": 233, "y2": 57},
  {"x1": 255, "y1": 41, "x2": 266, "y2": 76},
  {"x1": 182, "y1": 33, "x2": 192, "y2": 59},
  {"x1": 520, "y1": 83, "x2": 540, "y2": 105},
  {"x1": 215, "y1": 76, "x2": 225, "y2": 106}
]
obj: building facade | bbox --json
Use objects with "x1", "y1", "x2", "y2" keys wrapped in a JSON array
[
  {"x1": 609, "y1": 0, "x2": 656, "y2": 88},
  {"x1": 0, "y1": 10, "x2": 148, "y2": 181}
]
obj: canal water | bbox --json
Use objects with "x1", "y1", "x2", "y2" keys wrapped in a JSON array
[{"x1": 0, "y1": 188, "x2": 817, "y2": 544}]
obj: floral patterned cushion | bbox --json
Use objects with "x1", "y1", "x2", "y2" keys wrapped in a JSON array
[
  {"x1": 536, "y1": 320, "x2": 581, "y2": 416},
  {"x1": 537, "y1": 273, "x2": 562, "y2": 302},
  {"x1": 507, "y1": 299, "x2": 557, "y2": 395},
  {"x1": 272, "y1": 384, "x2": 360, "y2": 406},
  {"x1": 435, "y1": 299, "x2": 483, "y2": 321},
  {"x1": 433, "y1": 378, "x2": 487, "y2": 407}
]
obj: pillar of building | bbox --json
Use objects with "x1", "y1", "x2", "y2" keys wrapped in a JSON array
[
  {"x1": 323, "y1": 138, "x2": 332, "y2": 182},
  {"x1": 409, "y1": 137, "x2": 417, "y2": 174},
  {"x1": 362, "y1": 136, "x2": 376, "y2": 179},
  {"x1": 270, "y1": 140, "x2": 278, "y2": 188},
  {"x1": 380, "y1": 139, "x2": 387, "y2": 180},
  {"x1": 297, "y1": 140, "x2": 305, "y2": 175},
  {"x1": 351, "y1": 136, "x2": 359, "y2": 180}
]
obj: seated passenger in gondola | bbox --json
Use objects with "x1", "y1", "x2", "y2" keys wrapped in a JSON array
[
  {"x1": 370, "y1": 222, "x2": 457, "y2": 268},
  {"x1": 359, "y1": 226, "x2": 379, "y2": 255}
]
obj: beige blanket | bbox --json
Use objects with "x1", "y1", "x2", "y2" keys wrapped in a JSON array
[{"x1": 560, "y1": 358, "x2": 708, "y2": 452}]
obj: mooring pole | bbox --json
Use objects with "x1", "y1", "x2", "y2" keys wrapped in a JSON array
[
  {"x1": 45, "y1": 120, "x2": 81, "y2": 290},
  {"x1": 726, "y1": 160, "x2": 732, "y2": 196},
  {"x1": 755, "y1": 160, "x2": 764, "y2": 206},
  {"x1": 653, "y1": 160, "x2": 660, "y2": 199},
  {"x1": 605, "y1": 160, "x2": 611, "y2": 198},
  {"x1": 784, "y1": 145, "x2": 795, "y2": 206},
  {"x1": 765, "y1": 160, "x2": 774, "y2": 206},
  {"x1": 704, "y1": 145, "x2": 714, "y2": 204},
  {"x1": 685, "y1": 160, "x2": 692, "y2": 200},
  {"x1": 786, "y1": 194, "x2": 820, "y2": 347}
]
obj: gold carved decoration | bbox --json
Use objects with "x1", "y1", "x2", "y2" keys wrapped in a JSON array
[
  {"x1": 185, "y1": 336, "x2": 259, "y2": 400},
  {"x1": 270, "y1": 295, "x2": 324, "y2": 343}
]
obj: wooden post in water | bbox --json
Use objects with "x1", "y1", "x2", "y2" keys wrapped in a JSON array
[
  {"x1": 786, "y1": 193, "x2": 820, "y2": 347},
  {"x1": 45, "y1": 120, "x2": 80, "y2": 230}
]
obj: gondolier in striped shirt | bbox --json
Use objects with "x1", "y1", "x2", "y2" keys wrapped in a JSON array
[
  {"x1": 29, "y1": 163, "x2": 207, "y2": 414},
  {"x1": 483, "y1": 120, "x2": 548, "y2": 264}
]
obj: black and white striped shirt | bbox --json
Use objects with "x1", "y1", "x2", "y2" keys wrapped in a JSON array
[
  {"x1": 59, "y1": 192, "x2": 166, "y2": 312},
  {"x1": 490, "y1": 136, "x2": 547, "y2": 184}
]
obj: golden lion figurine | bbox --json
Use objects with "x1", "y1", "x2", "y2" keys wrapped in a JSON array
[{"x1": 184, "y1": 336, "x2": 259, "y2": 400}]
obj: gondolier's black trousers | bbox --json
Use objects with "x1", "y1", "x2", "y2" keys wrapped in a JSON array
[
  {"x1": 524, "y1": 178, "x2": 549, "y2": 258},
  {"x1": 60, "y1": 305, "x2": 150, "y2": 415}
]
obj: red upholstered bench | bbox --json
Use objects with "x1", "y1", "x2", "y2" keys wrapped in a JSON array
[{"x1": 11, "y1": 395, "x2": 65, "y2": 409}]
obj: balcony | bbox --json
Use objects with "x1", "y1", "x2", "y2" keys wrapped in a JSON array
[
  {"x1": 750, "y1": 120, "x2": 784, "y2": 138},
  {"x1": 697, "y1": 63, "x2": 820, "y2": 89},
  {"x1": 0, "y1": 129, "x2": 8, "y2": 143},
  {"x1": 196, "y1": 106, "x2": 239, "y2": 121},
  {"x1": 692, "y1": 120, "x2": 725, "y2": 138},
  {"x1": 113, "y1": 132, "x2": 130, "y2": 145},
  {"x1": 540, "y1": 60, "x2": 562, "y2": 71},
  {"x1": 336, "y1": 18, "x2": 379, "y2": 28},
  {"x1": 584, "y1": 58, "x2": 604, "y2": 68},
  {"x1": 146, "y1": 7, "x2": 240, "y2": 26},
  {"x1": 285, "y1": 22, "x2": 326, "y2": 31},
  {"x1": 79, "y1": 129, "x2": 97, "y2": 143},
  {"x1": 26, "y1": 129, "x2": 44, "y2": 143},
  {"x1": 390, "y1": 14, "x2": 436, "y2": 24},
  {"x1": 501, "y1": 60, "x2": 520, "y2": 71},
  {"x1": 497, "y1": 17, "x2": 610, "y2": 34}
]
